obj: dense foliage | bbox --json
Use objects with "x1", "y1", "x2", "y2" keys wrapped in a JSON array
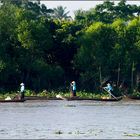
[{"x1": 0, "y1": 0, "x2": 140, "y2": 94}]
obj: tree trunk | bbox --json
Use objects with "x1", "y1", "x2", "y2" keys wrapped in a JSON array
[
  {"x1": 131, "y1": 62, "x2": 135, "y2": 90},
  {"x1": 99, "y1": 66, "x2": 102, "y2": 86},
  {"x1": 117, "y1": 63, "x2": 120, "y2": 87},
  {"x1": 136, "y1": 72, "x2": 140, "y2": 91}
]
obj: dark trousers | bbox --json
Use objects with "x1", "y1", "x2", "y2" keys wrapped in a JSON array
[
  {"x1": 21, "y1": 91, "x2": 25, "y2": 99},
  {"x1": 73, "y1": 90, "x2": 76, "y2": 96}
]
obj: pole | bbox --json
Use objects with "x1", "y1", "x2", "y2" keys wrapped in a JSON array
[{"x1": 103, "y1": 88, "x2": 118, "y2": 100}]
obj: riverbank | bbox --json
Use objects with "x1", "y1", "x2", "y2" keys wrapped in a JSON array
[
  {"x1": 0, "y1": 90, "x2": 140, "y2": 100},
  {"x1": 0, "y1": 90, "x2": 116, "y2": 100}
]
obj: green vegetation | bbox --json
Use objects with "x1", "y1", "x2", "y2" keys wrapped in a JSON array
[
  {"x1": 0, "y1": 90, "x2": 111, "y2": 100},
  {"x1": 0, "y1": 0, "x2": 140, "y2": 95},
  {"x1": 132, "y1": 91, "x2": 140, "y2": 98},
  {"x1": 124, "y1": 132, "x2": 140, "y2": 137}
]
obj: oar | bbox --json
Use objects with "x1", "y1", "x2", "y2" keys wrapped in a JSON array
[
  {"x1": 120, "y1": 92, "x2": 126, "y2": 97},
  {"x1": 103, "y1": 88, "x2": 118, "y2": 100}
]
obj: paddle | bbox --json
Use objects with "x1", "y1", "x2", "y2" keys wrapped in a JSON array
[{"x1": 103, "y1": 88, "x2": 118, "y2": 100}]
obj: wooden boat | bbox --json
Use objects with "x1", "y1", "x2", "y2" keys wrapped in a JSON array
[
  {"x1": 0, "y1": 99, "x2": 26, "y2": 103},
  {"x1": 128, "y1": 95, "x2": 140, "y2": 100},
  {"x1": 66, "y1": 97, "x2": 122, "y2": 101},
  {"x1": 56, "y1": 95, "x2": 122, "y2": 101},
  {"x1": 25, "y1": 96, "x2": 50, "y2": 100},
  {"x1": 88, "y1": 96, "x2": 123, "y2": 101},
  {"x1": 25, "y1": 96, "x2": 62, "y2": 100}
]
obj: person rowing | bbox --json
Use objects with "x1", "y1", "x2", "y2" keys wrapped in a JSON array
[
  {"x1": 71, "y1": 81, "x2": 76, "y2": 97},
  {"x1": 103, "y1": 83, "x2": 117, "y2": 99}
]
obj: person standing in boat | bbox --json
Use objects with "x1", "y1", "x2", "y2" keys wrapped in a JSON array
[
  {"x1": 103, "y1": 83, "x2": 113, "y2": 98},
  {"x1": 71, "y1": 81, "x2": 76, "y2": 97},
  {"x1": 20, "y1": 83, "x2": 25, "y2": 100}
]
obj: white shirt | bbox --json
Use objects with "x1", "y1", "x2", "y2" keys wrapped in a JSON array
[{"x1": 20, "y1": 85, "x2": 25, "y2": 92}]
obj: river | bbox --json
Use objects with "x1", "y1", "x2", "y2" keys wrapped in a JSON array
[{"x1": 0, "y1": 99, "x2": 140, "y2": 139}]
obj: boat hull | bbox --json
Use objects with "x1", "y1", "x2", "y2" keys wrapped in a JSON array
[
  {"x1": 128, "y1": 96, "x2": 140, "y2": 100},
  {"x1": 25, "y1": 96, "x2": 51, "y2": 100},
  {"x1": 25, "y1": 96, "x2": 64, "y2": 100},
  {"x1": 0, "y1": 99, "x2": 26, "y2": 103},
  {"x1": 25, "y1": 96, "x2": 122, "y2": 101},
  {"x1": 57, "y1": 96, "x2": 122, "y2": 101}
]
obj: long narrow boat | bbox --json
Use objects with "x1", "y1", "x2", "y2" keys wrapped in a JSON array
[
  {"x1": 65, "y1": 97, "x2": 122, "y2": 101},
  {"x1": 86, "y1": 96, "x2": 123, "y2": 101},
  {"x1": 56, "y1": 95, "x2": 123, "y2": 101},
  {"x1": 25, "y1": 96, "x2": 49, "y2": 100},
  {"x1": 25, "y1": 96, "x2": 63, "y2": 100},
  {"x1": 0, "y1": 99, "x2": 26, "y2": 103},
  {"x1": 128, "y1": 95, "x2": 140, "y2": 100}
]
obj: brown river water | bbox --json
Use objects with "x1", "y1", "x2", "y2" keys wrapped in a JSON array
[{"x1": 0, "y1": 99, "x2": 140, "y2": 139}]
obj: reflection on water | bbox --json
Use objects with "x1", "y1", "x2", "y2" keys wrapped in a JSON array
[{"x1": 0, "y1": 99, "x2": 140, "y2": 139}]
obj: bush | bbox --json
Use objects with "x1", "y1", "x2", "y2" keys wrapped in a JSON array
[
  {"x1": 25, "y1": 90, "x2": 36, "y2": 96},
  {"x1": 132, "y1": 91, "x2": 140, "y2": 97}
]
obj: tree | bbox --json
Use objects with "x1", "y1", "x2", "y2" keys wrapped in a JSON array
[
  {"x1": 110, "y1": 19, "x2": 127, "y2": 83},
  {"x1": 0, "y1": 1, "x2": 64, "y2": 91},
  {"x1": 74, "y1": 22, "x2": 116, "y2": 90},
  {"x1": 126, "y1": 18, "x2": 140, "y2": 90},
  {"x1": 74, "y1": 0, "x2": 140, "y2": 25},
  {"x1": 47, "y1": 20, "x2": 82, "y2": 84},
  {"x1": 52, "y1": 6, "x2": 72, "y2": 21},
  {"x1": 0, "y1": 3, "x2": 19, "y2": 90}
]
